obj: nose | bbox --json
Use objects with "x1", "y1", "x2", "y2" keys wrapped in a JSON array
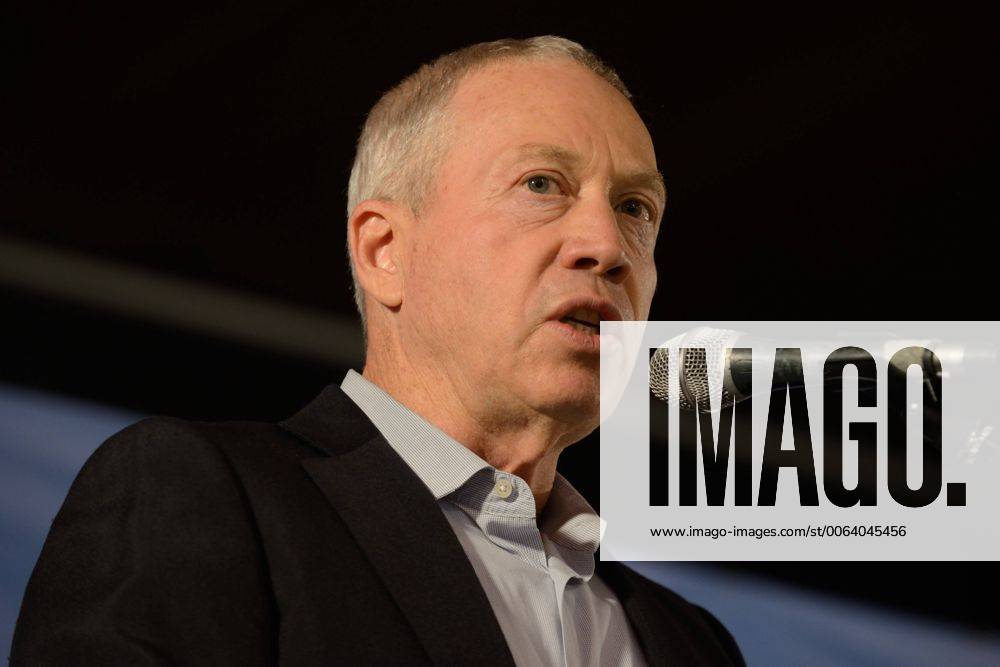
[{"x1": 557, "y1": 201, "x2": 631, "y2": 285}]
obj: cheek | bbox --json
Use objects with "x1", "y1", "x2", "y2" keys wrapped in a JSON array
[
  {"x1": 411, "y1": 236, "x2": 464, "y2": 313},
  {"x1": 629, "y1": 260, "x2": 658, "y2": 319},
  {"x1": 409, "y1": 221, "x2": 500, "y2": 329},
  {"x1": 411, "y1": 207, "x2": 557, "y2": 344}
]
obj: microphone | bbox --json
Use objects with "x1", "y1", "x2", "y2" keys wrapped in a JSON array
[
  {"x1": 648, "y1": 327, "x2": 995, "y2": 412},
  {"x1": 649, "y1": 327, "x2": 744, "y2": 411}
]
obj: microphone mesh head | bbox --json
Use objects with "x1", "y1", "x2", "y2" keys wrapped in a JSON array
[
  {"x1": 649, "y1": 327, "x2": 740, "y2": 411},
  {"x1": 649, "y1": 347, "x2": 672, "y2": 403}
]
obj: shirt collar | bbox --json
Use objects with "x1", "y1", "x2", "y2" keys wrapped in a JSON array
[
  {"x1": 339, "y1": 369, "x2": 603, "y2": 579},
  {"x1": 540, "y1": 473, "x2": 603, "y2": 556},
  {"x1": 340, "y1": 369, "x2": 489, "y2": 499}
]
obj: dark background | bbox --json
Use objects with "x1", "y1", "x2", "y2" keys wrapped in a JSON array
[{"x1": 2, "y1": 2, "x2": 996, "y2": 632}]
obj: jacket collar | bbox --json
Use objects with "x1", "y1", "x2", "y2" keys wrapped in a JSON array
[
  {"x1": 277, "y1": 382, "x2": 718, "y2": 666},
  {"x1": 596, "y1": 559, "x2": 739, "y2": 666},
  {"x1": 278, "y1": 383, "x2": 516, "y2": 667},
  {"x1": 339, "y1": 369, "x2": 493, "y2": 500}
]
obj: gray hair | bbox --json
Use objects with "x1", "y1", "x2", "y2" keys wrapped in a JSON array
[{"x1": 345, "y1": 36, "x2": 632, "y2": 333}]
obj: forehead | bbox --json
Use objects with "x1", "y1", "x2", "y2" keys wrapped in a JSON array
[{"x1": 442, "y1": 57, "x2": 657, "y2": 174}]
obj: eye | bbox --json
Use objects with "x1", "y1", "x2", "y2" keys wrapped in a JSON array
[
  {"x1": 617, "y1": 198, "x2": 653, "y2": 222},
  {"x1": 524, "y1": 175, "x2": 562, "y2": 195}
]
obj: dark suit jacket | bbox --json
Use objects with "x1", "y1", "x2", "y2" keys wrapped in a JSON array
[{"x1": 12, "y1": 383, "x2": 744, "y2": 666}]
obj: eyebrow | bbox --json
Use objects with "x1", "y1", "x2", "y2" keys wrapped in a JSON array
[
  {"x1": 511, "y1": 143, "x2": 583, "y2": 169},
  {"x1": 620, "y1": 170, "x2": 668, "y2": 208},
  {"x1": 509, "y1": 143, "x2": 667, "y2": 206}
]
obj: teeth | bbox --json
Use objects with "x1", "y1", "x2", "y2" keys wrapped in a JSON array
[
  {"x1": 565, "y1": 320, "x2": 595, "y2": 334},
  {"x1": 568, "y1": 308, "x2": 600, "y2": 325}
]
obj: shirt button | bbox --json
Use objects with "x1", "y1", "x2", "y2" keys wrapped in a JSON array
[{"x1": 494, "y1": 479, "x2": 513, "y2": 499}]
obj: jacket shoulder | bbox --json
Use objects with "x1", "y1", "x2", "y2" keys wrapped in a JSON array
[
  {"x1": 11, "y1": 415, "x2": 286, "y2": 665},
  {"x1": 79, "y1": 413, "x2": 323, "y2": 487}
]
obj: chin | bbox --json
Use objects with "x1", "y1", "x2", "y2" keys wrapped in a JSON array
[{"x1": 525, "y1": 367, "x2": 601, "y2": 425}]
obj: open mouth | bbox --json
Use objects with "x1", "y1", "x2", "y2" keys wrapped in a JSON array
[{"x1": 558, "y1": 308, "x2": 601, "y2": 335}]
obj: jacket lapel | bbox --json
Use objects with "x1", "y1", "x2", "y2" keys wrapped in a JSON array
[
  {"x1": 281, "y1": 385, "x2": 515, "y2": 667},
  {"x1": 597, "y1": 560, "x2": 730, "y2": 666}
]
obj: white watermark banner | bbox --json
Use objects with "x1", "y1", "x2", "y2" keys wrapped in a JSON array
[{"x1": 598, "y1": 322, "x2": 999, "y2": 561}]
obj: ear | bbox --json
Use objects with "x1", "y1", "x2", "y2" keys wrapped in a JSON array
[{"x1": 348, "y1": 199, "x2": 409, "y2": 311}]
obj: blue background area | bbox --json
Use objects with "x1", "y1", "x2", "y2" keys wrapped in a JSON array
[
  {"x1": 2, "y1": 383, "x2": 998, "y2": 664},
  {"x1": 1, "y1": 383, "x2": 139, "y2": 656}
]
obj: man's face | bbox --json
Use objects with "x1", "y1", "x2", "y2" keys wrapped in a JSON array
[{"x1": 397, "y1": 57, "x2": 663, "y2": 435}]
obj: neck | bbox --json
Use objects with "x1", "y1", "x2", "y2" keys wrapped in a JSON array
[{"x1": 362, "y1": 337, "x2": 578, "y2": 514}]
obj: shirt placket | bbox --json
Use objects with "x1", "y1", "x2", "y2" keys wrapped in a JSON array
[
  {"x1": 545, "y1": 537, "x2": 581, "y2": 667},
  {"x1": 486, "y1": 472, "x2": 573, "y2": 665}
]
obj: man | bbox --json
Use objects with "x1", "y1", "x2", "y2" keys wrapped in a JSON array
[{"x1": 13, "y1": 36, "x2": 744, "y2": 665}]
